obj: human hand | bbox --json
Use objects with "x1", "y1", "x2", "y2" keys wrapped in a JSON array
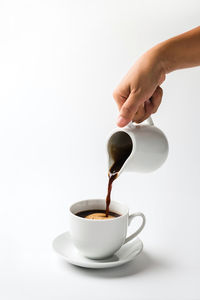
[
  {"x1": 113, "y1": 26, "x2": 200, "y2": 127},
  {"x1": 113, "y1": 47, "x2": 166, "y2": 127}
]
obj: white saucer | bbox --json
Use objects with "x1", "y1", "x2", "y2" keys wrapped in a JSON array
[{"x1": 53, "y1": 231, "x2": 143, "y2": 269}]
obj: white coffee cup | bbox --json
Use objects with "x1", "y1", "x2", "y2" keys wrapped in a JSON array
[{"x1": 69, "y1": 199, "x2": 145, "y2": 259}]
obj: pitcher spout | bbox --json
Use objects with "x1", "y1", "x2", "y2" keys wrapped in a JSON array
[{"x1": 107, "y1": 130, "x2": 133, "y2": 177}]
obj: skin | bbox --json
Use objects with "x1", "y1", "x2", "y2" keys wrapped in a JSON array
[{"x1": 113, "y1": 26, "x2": 200, "y2": 127}]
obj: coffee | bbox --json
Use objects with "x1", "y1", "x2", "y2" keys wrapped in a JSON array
[
  {"x1": 106, "y1": 131, "x2": 133, "y2": 217},
  {"x1": 76, "y1": 132, "x2": 132, "y2": 220},
  {"x1": 76, "y1": 209, "x2": 120, "y2": 220}
]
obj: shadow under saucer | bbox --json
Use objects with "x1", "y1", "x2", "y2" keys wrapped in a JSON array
[{"x1": 60, "y1": 250, "x2": 169, "y2": 278}]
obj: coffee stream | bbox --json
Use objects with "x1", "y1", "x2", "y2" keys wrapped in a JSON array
[
  {"x1": 105, "y1": 172, "x2": 118, "y2": 217},
  {"x1": 105, "y1": 132, "x2": 133, "y2": 217},
  {"x1": 76, "y1": 132, "x2": 132, "y2": 220}
]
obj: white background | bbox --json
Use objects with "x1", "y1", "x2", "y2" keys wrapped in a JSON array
[{"x1": 0, "y1": 1, "x2": 200, "y2": 299}]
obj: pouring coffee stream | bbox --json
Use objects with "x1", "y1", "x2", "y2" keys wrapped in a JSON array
[
  {"x1": 105, "y1": 117, "x2": 169, "y2": 217},
  {"x1": 106, "y1": 131, "x2": 133, "y2": 216}
]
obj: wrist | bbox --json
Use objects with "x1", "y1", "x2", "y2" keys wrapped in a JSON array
[
  {"x1": 145, "y1": 45, "x2": 167, "y2": 81},
  {"x1": 154, "y1": 40, "x2": 177, "y2": 74}
]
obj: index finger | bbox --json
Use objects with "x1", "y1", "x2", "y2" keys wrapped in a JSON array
[
  {"x1": 113, "y1": 89, "x2": 127, "y2": 110},
  {"x1": 117, "y1": 91, "x2": 143, "y2": 127}
]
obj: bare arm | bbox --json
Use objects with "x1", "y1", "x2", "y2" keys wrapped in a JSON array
[
  {"x1": 114, "y1": 26, "x2": 200, "y2": 127},
  {"x1": 161, "y1": 26, "x2": 200, "y2": 72}
]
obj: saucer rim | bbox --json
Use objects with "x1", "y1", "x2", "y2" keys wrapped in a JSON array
[{"x1": 52, "y1": 231, "x2": 143, "y2": 269}]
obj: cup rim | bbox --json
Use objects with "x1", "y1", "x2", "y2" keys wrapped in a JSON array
[{"x1": 69, "y1": 199, "x2": 129, "y2": 222}]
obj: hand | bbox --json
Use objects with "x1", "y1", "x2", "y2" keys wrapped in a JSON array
[
  {"x1": 113, "y1": 26, "x2": 200, "y2": 127},
  {"x1": 113, "y1": 47, "x2": 166, "y2": 127}
]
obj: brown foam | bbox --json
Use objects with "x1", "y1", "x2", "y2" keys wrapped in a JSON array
[{"x1": 85, "y1": 213, "x2": 114, "y2": 220}]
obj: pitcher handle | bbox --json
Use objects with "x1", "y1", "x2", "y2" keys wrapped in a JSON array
[
  {"x1": 146, "y1": 116, "x2": 154, "y2": 126},
  {"x1": 127, "y1": 116, "x2": 154, "y2": 129}
]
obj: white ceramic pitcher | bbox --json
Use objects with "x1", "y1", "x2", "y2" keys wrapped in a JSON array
[{"x1": 107, "y1": 117, "x2": 169, "y2": 174}]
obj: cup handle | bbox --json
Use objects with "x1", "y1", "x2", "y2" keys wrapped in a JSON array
[{"x1": 123, "y1": 212, "x2": 146, "y2": 244}]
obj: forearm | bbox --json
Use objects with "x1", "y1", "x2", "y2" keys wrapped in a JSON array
[{"x1": 154, "y1": 26, "x2": 200, "y2": 74}]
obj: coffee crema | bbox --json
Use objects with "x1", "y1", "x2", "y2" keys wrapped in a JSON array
[{"x1": 76, "y1": 209, "x2": 120, "y2": 220}]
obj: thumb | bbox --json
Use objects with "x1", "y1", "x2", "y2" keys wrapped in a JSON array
[{"x1": 117, "y1": 92, "x2": 141, "y2": 127}]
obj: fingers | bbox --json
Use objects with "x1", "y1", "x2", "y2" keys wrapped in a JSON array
[
  {"x1": 151, "y1": 86, "x2": 163, "y2": 113},
  {"x1": 112, "y1": 89, "x2": 126, "y2": 110},
  {"x1": 133, "y1": 103, "x2": 145, "y2": 123},
  {"x1": 113, "y1": 86, "x2": 163, "y2": 127},
  {"x1": 134, "y1": 86, "x2": 163, "y2": 123},
  {"x1": 133, "y1": 99, "x2": 153, "y2": 123},
  {"x1": 116, "y1": 91, "x2": 142, "y2": 127}
]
